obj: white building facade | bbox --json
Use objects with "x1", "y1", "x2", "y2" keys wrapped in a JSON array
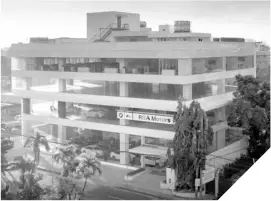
[{"x1": 7, "y1": 11, "x2": 256, "y2": 166}]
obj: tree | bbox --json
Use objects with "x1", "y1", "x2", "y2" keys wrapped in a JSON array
[
  {"x1": 75, "y1": 153, "x2": 102, "y2": 194},
  {"x1": 227, "y1": 75, "x2": 270, "y2": 159},
  {"x1": 18, "y1": 172, "x2": 44, "y2": 200},
  {"x1": 41, "y1": 177, "x2": 80, "y2": 200},
  {"x1": 24, "y1": 132, "x2": 50, "y2": 165},
  {"x1": 1, "y1": 137, "x2": 14, "y2": 173},
  {"x1": 7, "y1": 155, "x2": 36, "y2": 188},
  {"x1": 172, "y1": 98, "x2": 213, "y2": 191},
  {"x1": 53, "y1": 145, "x2": 78, "y2": 177}
]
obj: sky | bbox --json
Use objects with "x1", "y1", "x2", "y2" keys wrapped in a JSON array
[{"x1": 0, "y1": 0, "x2": 270, "y2": 48}]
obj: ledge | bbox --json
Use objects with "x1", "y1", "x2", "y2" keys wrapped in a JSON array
[{"x1": 125, "y1": 168, "x2": 146, "y2": 181}]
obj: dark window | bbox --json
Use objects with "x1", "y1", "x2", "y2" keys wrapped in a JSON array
[{"x1": 198, "y1": 38, "x2": 203, "y2": 41}]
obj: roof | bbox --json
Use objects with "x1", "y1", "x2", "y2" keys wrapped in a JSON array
[
  {"x1": 149, "y1": 32, "x2": 212, "y2": 38},
  {"x1": 129, "y1": 144, "x2": 168, "y2": 157}
]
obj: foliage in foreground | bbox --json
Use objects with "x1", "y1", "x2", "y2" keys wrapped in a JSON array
[
  {"x1": 170, "y1": 98, "x2": 213, "y2": 191},
  {"x1": 227, "y1": 75, "x2": 270, "y2": 159}
]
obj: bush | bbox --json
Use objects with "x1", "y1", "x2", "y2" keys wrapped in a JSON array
[{"x1": 126, "y1": 168, "x2": 145, "y2": 176}]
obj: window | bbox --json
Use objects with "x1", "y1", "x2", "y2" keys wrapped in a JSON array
[
  {"x1": 198, "y1": 38, "x2": 203, "y2": 41},
  {"x1": 162, "y1": 29, "x2": 166, "y2": 31}
]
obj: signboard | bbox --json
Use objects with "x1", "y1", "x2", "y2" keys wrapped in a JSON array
[
  {"x1": 117, "y1": 111, "x2": 133, "y2": 120},
  {"x1": 202, "y1": 166, "x2": 216, "y2": 184},
  {"x1": 174, "y1": 21, "x2": 191, "y2": 33},
  {"x1": 117, "y1": 111, "x2": 174, "y2": 125}
]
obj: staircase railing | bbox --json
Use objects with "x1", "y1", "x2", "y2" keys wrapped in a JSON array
[{"x1": 91, "y1": 23, "x2": 129, "y2": 42}]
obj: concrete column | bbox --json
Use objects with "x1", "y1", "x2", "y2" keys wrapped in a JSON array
[
  {"x1": 58, "y1": 101, "x2": 66, "y2": 118},
  {"x1": 120, "y1": 133, "x2": 129, "y2": 165},
  {"x1": 178, "y1": 59, "x2": 192, "y2": 100},
  {"x1": 58, "y1": 58, "x2": 67, "y2": 143},
  {"x1": 11, "y1": 58, "x2": 33, "y2": 90},
  {"x1": 216, "y1": 129, "x2": 226, "y2": 149},
  {"x1": 215, "y1": 107, "x2": 226, "y2": 149},
  {"x1": 141, "y1": 136, "x2": 146, "y2": 168},
  {"x1": 21, "y1": 98, "x2": 31, "y2": 144},
  {"x1": 58, "y1": 124, "x2": 67, "y2": 144},
  {"x1": 141, "y1": 136, "x2": 145, "y2": 145},
  {"x1": 212, "y1": 132, "x2": 217, "y2": 150},
  {"x1": 22, "y1": 98, "x2": 31, "y2": 114},
  {"x1": 13, "y1": 57, "x2": 35, "y2": 145},
  {"x1": 141, "y1": 155, "x2": 145, "y2": 168},
  {"x1": 117, "y1": 58, "x2": 130, "y2": 165},
  {"x1": 217, "y1": 57, "x2": 226, "y2": 94},
  {"x1": 215, "y1": 107, "x2": 226, "y2": 122}
]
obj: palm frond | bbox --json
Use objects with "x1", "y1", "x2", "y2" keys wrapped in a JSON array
[
  {"x1": 40, "y1": 137, "x2": 50, "y2": 151},
  {"x1": 23, "y1": 137, "x2": 34, "y2": 148}
]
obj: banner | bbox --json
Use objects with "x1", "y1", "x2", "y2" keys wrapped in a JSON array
[{"x1": 117, "y1": 111, "x2": 174, "y2": 125}]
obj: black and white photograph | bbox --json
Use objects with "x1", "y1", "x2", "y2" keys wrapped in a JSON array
[{"x1": 1, "y1": 0, "x2": 270, "y2": 200}]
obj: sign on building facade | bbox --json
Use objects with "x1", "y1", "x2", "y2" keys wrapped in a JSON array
[{"x1": 117, "y1": 111, "x2": 174, "y2": 124}]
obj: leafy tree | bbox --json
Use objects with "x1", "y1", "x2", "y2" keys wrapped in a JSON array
[
  {"x1": 41, "y1": 177, "x2": 80, "y2": 200},
  {"x1": 75, "y1": 153, "x2": 102, "y2": 194},
  {"x1": 1, "y1": 137, "x2": 14, "y2": 173},
  {"x1": 172, "y1": 98, "x2": 213, "y2": 191},
  {"x1": 24, "y1": 132, "x2": 50, "y2": 165},
  {"x1": 53, "y1": 145, "x2": 79, "y2": 177},
  {"x1": 18, "y1": 172, "x2": 44, "y2": 200},
  {"x1": 227, "y1": 75, "x2": 270, "y2": 159},
  {"x1": 7, "y1": 155, "x2": 36, "y2": 188}
]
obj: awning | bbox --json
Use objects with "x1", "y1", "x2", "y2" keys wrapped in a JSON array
[{"x1": 129, "y1": 144, "x2": 168, "y2": 157}]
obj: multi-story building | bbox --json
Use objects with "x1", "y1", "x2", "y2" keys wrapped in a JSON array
[
  {"x1": 5, "y1": 11, "x2": 256, "y2": 167},
  {"x1": 255, "y1": 42, "x2": 270, "y2": 82}
]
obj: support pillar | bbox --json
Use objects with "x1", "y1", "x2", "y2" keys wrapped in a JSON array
[
  {"x1": 118, "y1": 58, "x2": 130, "y2": 165},
  {"x1": 58, "y1": 58, "x2": 67, "y2": 143},
  {"x1": 216, "y1": 130, "x2": 226, "y2": 149},
  {"x1": 21, "y1": 98, "x2": 32, "y2": 144},
  {"x1": 178, "y1": 59, "x2": 192, "y2": 100},
  {"x1": 215, "y1": 107, "x2": 226, "y2": 149},
  {"x1": 218, "y1": 57, "x2": 226, "y2": 94},
  {"x1": 141, "y1": 136, "x2": 145, "y2": 168},
  {"x1": 120, "y1": 133, "x2": 129, "y2": 165}
]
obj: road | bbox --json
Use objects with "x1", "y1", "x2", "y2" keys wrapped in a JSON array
[{"x1": 81, "y1": 185, "x2": 160, "y2": 200}]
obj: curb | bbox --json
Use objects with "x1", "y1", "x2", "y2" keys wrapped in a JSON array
[
  {"x1": 101, "y1": 161, "x2": 137, "y2": 170},
  {"x1": 118, "y1": 185, "x2": 178, "y2": 200}
]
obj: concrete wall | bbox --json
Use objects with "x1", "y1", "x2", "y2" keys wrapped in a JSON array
[
  {"x1": 206, "y1": 138, "x2": 248, "y2": 169},
  {"x1": 87, "y1": 11, "x2": 140, "y2": 40}
]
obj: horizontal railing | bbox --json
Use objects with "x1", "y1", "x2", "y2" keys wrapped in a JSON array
[
  {"x1": 13, "y1": 90, "x2": 234, "y2": 112},
  {"x1": 11, "y1": 68, "x2": 255, "y2": 85}
]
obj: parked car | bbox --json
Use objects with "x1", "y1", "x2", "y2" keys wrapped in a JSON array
[
  {"x1": 144, "y1": 155, "x2": 167, "y2": 168},
  {"x1": 110, "y1": 151, "x2": 136, "y2": 161},
  {"x1": 82, "y1": 108, "x2": 107, "y2": 119},
  {"x1": 81, "y1": 145, "x2": 104, "y2": 158}
]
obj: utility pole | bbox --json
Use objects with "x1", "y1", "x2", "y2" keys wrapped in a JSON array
[{"x1": 199, "y1": 112, "x2": 204, "y2": 199}]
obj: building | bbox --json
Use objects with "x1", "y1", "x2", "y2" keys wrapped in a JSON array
[
  {"x1": 1, "y1": 48, "x2": 12, "y2": 92},
  {"x1": 255, "y1": 42, "x2": 270, "y2": 82},
  {"x1": 5, "y1": 11, "x2": 256, "y2": 167}
]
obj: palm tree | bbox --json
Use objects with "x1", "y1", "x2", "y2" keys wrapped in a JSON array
[
  {"x1": 52, "y1": 145, "x2": 78, "y2": 177},
  {"x1": 75, "y1": 153, "x2": 102, "y2": 194},
  {"x1": 24, "y1": 132, "x2": 50, "y2": 165},
  {"x1": 7, "y1": 155, "x2": 36, "y2": 188}
]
